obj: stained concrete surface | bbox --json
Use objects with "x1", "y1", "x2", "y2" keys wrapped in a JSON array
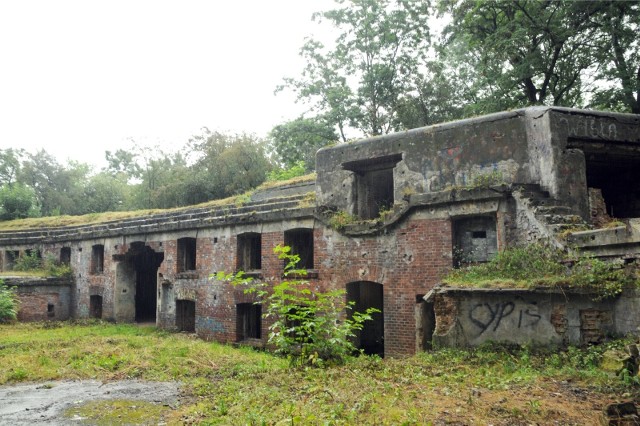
[{"x1": 0, "y1": 380, "x2": 180, "y2": 425}]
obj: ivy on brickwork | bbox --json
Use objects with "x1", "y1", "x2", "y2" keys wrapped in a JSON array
[{"x1": 445, "y1": 243, "x2": 638, "y2": 300}]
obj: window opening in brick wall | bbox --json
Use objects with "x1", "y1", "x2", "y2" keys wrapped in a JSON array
[
  {"x1": 237, "y1": 303, "x2": 262, "y2": 340},
  {"x1": 452, "y1": 216, "x2": 497, "y2": 268},
  {"x1": 343, "y1": 154, "x2": 402, "y2": 220},
  {"x1": 176, "y1": 300, "x2": 196, "y2": 332},
  {"x1": 60, "y1": 247, "x2": 71, "y2": 265},
  {"x1": 90, "y1": 295, "x2": 103, "y2": 319},
  {"x1": 346, "y1": 281, "x2": 384, "y2": 357},
  {"x1": 3, "y1": 250, "x2": 19, "y2": 271},
  {"x1": 237, "y1": 232, "x2": 262, "y2": 272},
  {"x1": 90, "y1": 244, "x2": 105, "y2": 275},
  {"x1": 284, "y1": 228, "x2": 314, "y2": 270},
  {"x1": 177, "y1": 237, "x2": 197, "y2": 272},
  {"x1": 47, "y1": 303, "x2": 55, "y2": 318}
]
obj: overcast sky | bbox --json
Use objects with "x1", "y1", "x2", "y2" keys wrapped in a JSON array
[{"x1": 0, "y1": 0, "x2": 336, "y2": 168}]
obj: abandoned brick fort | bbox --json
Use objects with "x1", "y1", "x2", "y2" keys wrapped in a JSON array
[{"x1": 2, "y1": 107, "x2": 640, "y2": 357}]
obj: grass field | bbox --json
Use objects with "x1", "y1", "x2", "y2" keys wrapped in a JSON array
[{"x1": 0, "y1": 321, "x2": 635, "y2": 424}]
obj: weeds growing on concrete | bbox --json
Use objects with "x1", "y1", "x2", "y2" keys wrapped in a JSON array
[{"x1": 445, "y1": 243, "x2": 637, "y2": 299}]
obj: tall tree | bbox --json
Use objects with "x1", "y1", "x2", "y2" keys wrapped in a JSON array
[
  {"x1": 440, "y1": 0, "x2": 604, "y2": 111},
  {"x1": 280, "y1": 0, "x2": 431, "y2": 139},
  {"x1": 187, "y1": 130, "x2": 273, "y2": 202},
  {"x1": 0, "y1": 149, "x2": 24, "y2": 187},
  {"x1": 588, "y1": 1, "x2": 640, "y2": 114},
  {"x1": 269, "y1": 117, "x2": 337, "y2": 171},
  {"x1": 18, "y1": 150, "x2": 89, "y2": 216}
]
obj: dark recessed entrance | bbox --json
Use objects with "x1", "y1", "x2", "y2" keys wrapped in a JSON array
[
  {"x1": 115, "y1": 242, "x2": 164, "y2": 323},
  {"x1": 570, "y1": 140, "x2": 640, "y2": 219},
  {"x1": 176, "y1": 300, "x2": 196, "y2": 332},
  {"x1": 346, "y1": 281, "x2": 384, "y2": 356},
  {"x1": 134, "y1": 244, "x2": 164, "y2": 322}
]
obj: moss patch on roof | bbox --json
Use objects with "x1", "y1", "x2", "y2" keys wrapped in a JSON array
[
  {"x1": 444, "y1": 243, "x2": 636, "y2": 300},
  {"x1": 0, "y1": 173, "x2": 317, "y2": 231}
]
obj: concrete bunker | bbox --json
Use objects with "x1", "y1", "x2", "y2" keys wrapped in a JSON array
[
  {"x1": 346, "y1": 281, "x2": 384, "y2": 356},
  {"x1": 114, "y1": 242, "x2": 164, "y2": 323}
]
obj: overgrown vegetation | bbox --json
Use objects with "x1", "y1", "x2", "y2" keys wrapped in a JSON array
[
  {"x1": 218, "y1": 245, "x2": 377, "y2": 367},
  {"x1": 0, "y1": 321, "x2": 636, "y2": 424},
  {"x1": 267, "y1": 160, "x2": 309, "y2": 182},
  {"x1": 446, "y1": 243, "x2": 637, "y2": 300},
  {"x1": 0, "y1": 279, "x2": 19, "y2": 322},
  {"x1": 328, "y1": 210, "x2": 359, "y2": 230},
  {"x1": 10, "y1": 252, "x2": 72, "y2": 278}
]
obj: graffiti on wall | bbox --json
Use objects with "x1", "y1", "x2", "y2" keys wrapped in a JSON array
[
  {"x1": 469, "y1": 301, "x2": 541, "y2": 335},
  {"x1": 559, "y1": 117, "x2": 617, "y2": 140}
]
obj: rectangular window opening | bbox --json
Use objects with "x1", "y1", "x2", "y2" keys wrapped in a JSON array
[
  {"x1": 90, "y1": 295, "x2": 103, "y2": 319},
  {"x1": 60, "y1": 247, "x2": 71, "y2": 265},
  {"x1": 452, "y1": 216, "x2": 497, "y2": 268},
  {"x1": 3, "y1": 250, "x2": 19, "y2": 271},
  {"x1": 90, "y1": 245, "x2": 105, "y2": 275},
  {"x1": 284, "y1": 228, "x2": 314, "y2": 270},
  {"x1": 343, "y1": 154, "x2": 402, "y2": 220},
  {"x1": 237, "y1": 303, "x2": 261, "y2": 340},
  {"x1": 176, "y1": 299, "x2": 196, "y2": 332},
  {"x1": 177, "y1": 237, "x2": 197, "y2": 273},
  {"x1": 237, "y1": 233, "x2": 262, "y2": 272}
]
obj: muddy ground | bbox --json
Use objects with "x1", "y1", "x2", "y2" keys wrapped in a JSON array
[{"x1": 0, "y1": 380, "x2": 180, "y2": 425}]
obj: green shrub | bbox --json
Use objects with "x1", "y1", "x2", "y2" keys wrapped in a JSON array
[
  {"x1": 43, "y1": 254, "x2": 73, "y2": 278},
  {"x1": 328, "y1": 210, "x2": 358, "y2": 230},
  {"x1": 445, "y1": 242, "x2": 636, "y2": 300},
  {"x1": 217, "y1": 245, "x2": 377, "y2": 367},
  {"x1": 0, "y1": 279, "x2": 19, "y2": 322},
  {"x1": 13, "y1": 250, "x2": 42, "y2": 271},
  {"x1": 267, "y1": 161, "x2": 308, "y2": 182}
]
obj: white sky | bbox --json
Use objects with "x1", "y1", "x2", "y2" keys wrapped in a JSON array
[{"x1": 0, "y1": 0, "x2": 336, "y2": 169}]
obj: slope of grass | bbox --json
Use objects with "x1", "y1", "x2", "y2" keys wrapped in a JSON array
[
  {"x1": 0, "y1": 173, "x2": 316, "y2": 232},
  {"x1": 0, "y1": 321, "x2": 633, "y2": 424}
]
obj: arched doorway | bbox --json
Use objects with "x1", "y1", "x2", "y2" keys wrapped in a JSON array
[
  {"x1": 114, "y1": 242, "x2": 164, "y2": 323},
  {"x1": 346, "y1": 281, "x2": 384, "y2": 356}
]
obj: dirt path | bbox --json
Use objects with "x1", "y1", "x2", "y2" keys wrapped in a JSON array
[{"x1": 0, "y1": 380, "x2": 180, "y2": 425}]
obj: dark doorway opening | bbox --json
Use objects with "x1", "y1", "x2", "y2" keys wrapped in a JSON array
[
  {"x1": 90, "y1": 295, "x2": 103, "y2": 319},
  {"x1": 176, "y1": 300, "x2": 196, "y2": 332},
  {"x1": 119, "y1": 242, "x2": 164, "y2": 323},
  {"x1": 570, "y1": 140, "x2": 640, "y2": 219},
  {"x1": 237, "y1": 303, "x2": 262, "y2": 341},
  {"x1": 346, "y1": 281, "x2": 384, "y2": 356},
  {"x1": 133, "y1": 244, "x2": 164, "y2": 322},
  {"x1": 60, "y1": 247, "x2": 71, "y2": 265}
]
